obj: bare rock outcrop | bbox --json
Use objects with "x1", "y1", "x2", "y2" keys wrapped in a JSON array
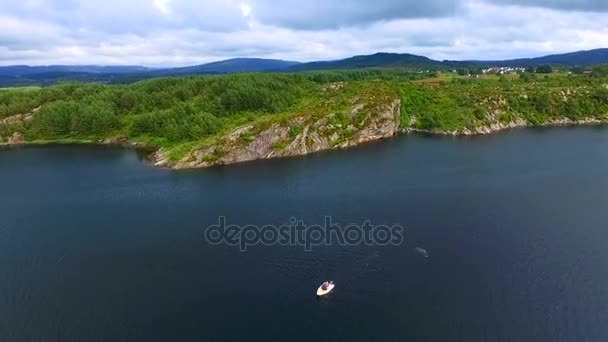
[
  {"x1": 0, "y1": 107, "x2": 40, "y2": 127},
  {"x1": 404, "y1": 106, "x2": 606, "y2": 137},
  {"x1": 163, "y1": 98, "x2": 402, "y2": 169},
  {"x1": 219, "y1": 124, "x2": 291, "y2": 164},
  {"x1": 8, "y1": 132, "x2": 24, "y2": 144}
]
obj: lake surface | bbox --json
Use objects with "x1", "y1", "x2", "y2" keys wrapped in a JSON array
[{"x1": 1, "y1": 127, "x2": 608, "y2": 341}]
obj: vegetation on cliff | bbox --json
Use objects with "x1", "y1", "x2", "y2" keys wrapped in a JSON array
[
  {"x1": 0, "y1": 73, "x2": 400, "y2": 161},
  {"x1": 1, "y1": 69, "x2": 607, "y2": 167},
  {"x1": 400, "y1": 73, "x2": 608, "y2": 132}
]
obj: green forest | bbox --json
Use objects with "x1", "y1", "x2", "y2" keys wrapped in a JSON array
[
  {"x1": 401, "y1": 72, "x2": 608, "y2": 131},
  {"x1": 2, "y1": 67, "x2": 608, "y2": 161}
]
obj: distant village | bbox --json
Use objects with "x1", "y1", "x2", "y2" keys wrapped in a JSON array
[
  {"x1": 479, "y1": 67, "x2": 527, "y2": 74},
  {"x1": 418, "y1": 66, "x2": 530, "y2": 75},
  {"x1": 417, "y1": 64, "x2": 598, "y2": 77}
]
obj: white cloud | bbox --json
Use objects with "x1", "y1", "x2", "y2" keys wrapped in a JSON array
[
  {"x1": 153, "y1": 0, "x2": 172, "y2": 15},
  {"x1": 239, "y1": 3, "x2": 252, "y2": 17}
]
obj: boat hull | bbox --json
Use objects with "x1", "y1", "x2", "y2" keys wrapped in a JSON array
[{"x1": 316, "y1": 284, "x2": 335, "y2": 296}]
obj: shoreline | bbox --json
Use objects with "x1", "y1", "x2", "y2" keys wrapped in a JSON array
[
  {"x1": 0, "y1": 139, "x2": 154, "y2": 151},
  {"x1": 403, "y1": 117, "x2": 606, "y2": 136},
  {"x1": 2, "y1": 119, "x2": 606, "y2": 170}
]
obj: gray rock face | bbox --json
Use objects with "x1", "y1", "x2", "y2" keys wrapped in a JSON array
[
  {"x1": 102, "y1": 136, "x2": 130, "y2": 145},
  {"x1": 406, "y1": 117, "x2": 605, "y2": 136},
  {"x1": 153, "y1": 148, "x2": 170, "y2": 167},
  {"x1": 145, "y1": 97, "x2": 607, "y2": 170},
  {"x1": 0, "y1": 107, "x2": 39, "y2": 145},
  {"x1": 165, "y1": 98, "x2": 402, "y2": 169},
  {"x1": 219, "y1": 124, "x2": 290, "y2": 164},
  {"x1": 8, "y1": 132, "x2": 24, "y2": 144},
  {"x1": 0, "y1": 107, "x2": 40, "y2": 127},
  {"x1": 351, "y1": 99, "x2": 400, "y2": 144}
]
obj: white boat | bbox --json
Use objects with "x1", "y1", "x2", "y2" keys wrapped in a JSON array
[{"x1": 316, "y1": 281, "x2": 335, "y2": 296}]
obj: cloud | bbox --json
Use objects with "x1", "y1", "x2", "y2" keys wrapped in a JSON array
[
  {"x1": 0, "y1": 0, "x2": 607, "y2": 66},
  {"x1": 249, "y1": 0, "x2": 461, "y2": 30},
  {"x1": 0, "y1": 0, "x2": 249, "y2": 33},
  {"x1": 484, "y1": 0, "x2": 608, "y2": 12}
]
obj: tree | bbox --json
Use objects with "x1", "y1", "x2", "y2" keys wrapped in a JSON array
[
  {"x1": 457, "y1": 68, "x2": 469, "y2": 76},
  {"x1": 563, "y1": 99, "x2": 582, "y2": 119},
  {"x1": 473, "y1": 106, "x2": 486, "y2": 120},
  {"x1": 570, "y1": 67, "x2": 585, "y2": 75},
  {"x1": 115, "y1": 90, "x2": 138, "y2": 111},
  {"x1": 519, "y1": 73, "x2": 533, "y2": 82},
  {"x1": 533, "y1": 93, "x2": 551, "y2": 113},
  {"x1": 536, "y1": 65, "x2": 553, "y2": 74},
  {"x1": 469, "y1": 67, "x2": 483, "y2": 75},
  {"x1": 592, "y1": 87, "x2": 608, "y2": 104},
  {"x1": 591, "y1": 64, "x2": 608, "y2": 78}
]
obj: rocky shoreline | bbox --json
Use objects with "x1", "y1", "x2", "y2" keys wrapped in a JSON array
[
  {"x1": 154, "y1": 99, "x2": 402, "y2": 169},
  {"x1": 404, "y1": 117, "x2": 606, "y2": 136},
  {"x1": 152, "y1": 116, "x2": 606, "y2": 170},
  {"x1": 2, "y1": 101, "x2": 606, "y2": 169}
]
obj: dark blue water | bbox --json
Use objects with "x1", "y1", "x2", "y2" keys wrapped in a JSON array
[{"x1": 1, "y1": 127, "x2": 608, "y2": 342}]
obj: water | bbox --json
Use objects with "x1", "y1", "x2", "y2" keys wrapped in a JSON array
[{"x1": 1, "y1": 127, "x2": 608, "y2": 341}]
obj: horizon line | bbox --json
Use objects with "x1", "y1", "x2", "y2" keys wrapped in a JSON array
[{"x1": 0, "y1": 47, "x2": 606, "y2": 68}]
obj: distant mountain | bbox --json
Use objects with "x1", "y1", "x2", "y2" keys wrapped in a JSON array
[
  {"x1": 0, "y1": 65, "x2": 152, "y2": 77},
  {"x1": 0, "y1": 72, "x2": 153, "y2": 87},
  {"x1": 290, "y1": 52, "x2": 448, "y2": 71},
  {"x1": 0, "y1": 59, "x2": 301, "y2": 86},
  {"x1": 156, "y1": 58, "x2": 301, "y2": 75},
  {"x1": 1, "y1": 49, "x2": 608, "y2": 87},
  {"x1": 463, "y1": 48, "x2": 608, "y2": 68},
  {"x1": 291, "y1": 49, "x2": 608, "y2": 72}
]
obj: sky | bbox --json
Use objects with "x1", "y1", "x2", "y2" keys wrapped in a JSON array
[{"x1": 1, "y1": 0, "x2": 607, "y2": 66}]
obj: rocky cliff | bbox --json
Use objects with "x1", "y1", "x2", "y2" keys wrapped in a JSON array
[
  {"x1": 402, "y1": 89, "x2": 607, "y2": 136},
  {"x1": 2, "y1": 81, "x2": 606, "y2": 169},
  {"x1": 404, "y1": 116, "x2": 605, "y2": 136},
  {"x1": 155, "y1": 98, "x2": 401, "y2": 168},
  {"x1": 0, "y1": 107, "x2": 39, "y2": 145}
]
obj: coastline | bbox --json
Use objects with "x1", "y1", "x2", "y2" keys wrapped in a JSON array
[
  {"x1": 403, "y1": 117, "x2": 606, "y2": 136},
  {"x1": 2, "y1": 74, "x2": 608, "y2": 170},
  {"x1": 0, "y1": 138, "x2": 152, "y2": 150},
  {"x1": 152, "y1": 117, "x2": 606, "y2": 169},
  {"x1": 2, "y1": 118, "x2": 605, "y2": 170}
]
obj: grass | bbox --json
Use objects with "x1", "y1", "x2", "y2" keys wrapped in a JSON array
[{"x1": 165, "y1": 141, "x2": 198, "y2": 162}]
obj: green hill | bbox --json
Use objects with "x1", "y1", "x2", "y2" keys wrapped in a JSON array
[{"x1": 2, "y1": 71, "x2": 607, "y2": 168}]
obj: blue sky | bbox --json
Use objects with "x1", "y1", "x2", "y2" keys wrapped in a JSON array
[{"x1": 1, "y1": 0, "x2": 607, "y2": 66}]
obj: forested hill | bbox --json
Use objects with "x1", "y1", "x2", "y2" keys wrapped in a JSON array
[
  {"x1": 153, "y1": 58, "x2": 301, "y2": 75},
  {"x1": 2, "y1": 49, "x2": 608, "y2": 87},
  {"x1": 0, "y1": 65, "x2": 152, "y2": 76},
  {"x1": 291, "y1": 49, "x2": 608, "y2": 71},
  {"x1": 461, "y1": 48, "x2": 608, "y2": 68},
  {"x1": 1, "y1": 70, "x2": 608, "y2": 168},
  {"x1": 288, "y1": 52, "x2": 450, "y2": 71},
  {"x1": 0, "y1": 59, "x2": 300, "y2": 87}
]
